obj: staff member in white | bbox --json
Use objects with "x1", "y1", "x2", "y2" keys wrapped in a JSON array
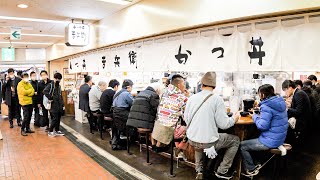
[{"x1": 184, "y1": 72, "x2": 240, "y2": 180}]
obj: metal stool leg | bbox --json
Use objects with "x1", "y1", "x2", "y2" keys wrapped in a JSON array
[
  {"x1": 169, "y1": 140, "x2": 175, "y2": 177},
  {"x1": 127, "y1": 128, "x2": 132, "y2": 155},
  {"x1": 146, "y1": 133, "x2": 150, "y2": 164},
  {"x1": 99, "y1": 117, "x2": 103, "y2": 140}
]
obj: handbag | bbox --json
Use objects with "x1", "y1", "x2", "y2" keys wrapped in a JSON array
[
  {"x1": 43, "y1": 83, "x2": 54, "y2": 110},
  {"x1": 176, "y1": 93, "x2": 213, "y2": 150}
]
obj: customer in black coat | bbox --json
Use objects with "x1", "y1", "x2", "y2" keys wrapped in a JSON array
[
  {"x1": 38, "y1": 70, "x2": 53, "y2": 131},
  {"x1": 43, "y1": 72, "x2": 65, "y2": 137},
  {"x1": 127, "y1": 83, "x2": 161, "y2": 130},
  {"x1": 2, "y1": 68, "x2": 22, "y2": 128},
  {"x1": 29, "y1": 71, "x2": 41, "y2": 126},
  {"x1": 79, "y1": 76, "x2": 95, "y2": 131},
  {"x1": 282, "y1": 80, "x2": 311, "y2": 147},
  {"x1": 100, "y1": 79, "x2": 119, "y2": 117}
]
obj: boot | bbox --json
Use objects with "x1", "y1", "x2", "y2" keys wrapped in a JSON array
[
  {"x1": 21, "y1": 130, "x2": 28, "y2": 136},
  {"x1": 10, "y1": 122, "x2": 13, "y2": 128},
  {"x1": 26, "y1": 129, "x2": 35, "y2": 133}
]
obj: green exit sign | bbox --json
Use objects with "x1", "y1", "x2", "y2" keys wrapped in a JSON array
[{"x1": 1, "y1": 48, "x2": 15, "y2": 61}]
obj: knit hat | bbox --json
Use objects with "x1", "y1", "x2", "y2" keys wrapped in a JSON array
[{"x1": 201, "y1": 72, "x2": 216, "y2": 87}]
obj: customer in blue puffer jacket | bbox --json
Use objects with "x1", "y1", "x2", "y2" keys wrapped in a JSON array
[{"x1": 241, "y1": 84, "x2": 288, "y2": 177}]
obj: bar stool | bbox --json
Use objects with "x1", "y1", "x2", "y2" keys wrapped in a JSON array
[
  {"x1": 137, "y1": 128, "x2": 152, "y2": 164},
  {"x1": 269, "y1": 144, "x2": 292, "y2": 179},
  {"x1": 104, "y1": 116, "x2": 113, "y2": 138},
  {"x1": 92, "y1": 112, "x2": 103, "y2": 140}
]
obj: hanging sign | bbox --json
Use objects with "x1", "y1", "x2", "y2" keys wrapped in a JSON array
[
  {"x1": 65, "y1": 23, "x2": 90, "y2": 46},
  {"x1": 10, "y1": 27, "x2": 21, "y2": 40}
]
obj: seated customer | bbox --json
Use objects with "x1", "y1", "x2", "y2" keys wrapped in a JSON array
[
  {"x1": 100, "y1": 79, "x2": 120, "y2": 117},
  {"x1": 241, "y1": 84, "x2": 288, "y2": 177},
  {"x1": 127, "y1": 83, "x2": 161, "y2": 149},
  {"x1": 89, "y1": 81, "x2": 107, "y2": 114},
  {"x1": 112, "y1": 79, "x2": 134, "y2": 150},
  {"x1": 282, "y1": 80, "x2": 311, "y2": 147},
  {"x1": 185, "y1": 72, "x2": 240, "y2": 180}
]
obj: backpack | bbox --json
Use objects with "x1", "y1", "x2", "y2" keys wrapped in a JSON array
[{"x1": 43, "y1": 83, "x2": 54, "y2": 110}]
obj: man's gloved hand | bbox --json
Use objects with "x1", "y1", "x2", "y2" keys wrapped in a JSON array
[{"x1": 203, "y1": 146, "x2": 218, "y2": 159}]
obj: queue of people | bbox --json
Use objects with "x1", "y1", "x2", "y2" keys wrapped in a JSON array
[
  {"x1": 1, "y1": 68, "x2": 65, "y2": 137},
  {"x1": 2, "y1": 67, "x2": 318, "y2": 179}
]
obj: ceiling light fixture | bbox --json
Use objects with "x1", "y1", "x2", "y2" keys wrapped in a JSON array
[
  {"x1": 0, "y1": 16, "x2": 69, "y2": 24},
  {"x1": 0, "y1": 32, "x2": 64, "y2": 37},
  {"x1": 97, "y1": 0, "x2": 132, "y2": 5},
  {"x1": 0, "y1": 41, "x2": 52, "y2": 45},
  {"x1": 17, "y1": 4, "x2": 29, "y2": 8}
]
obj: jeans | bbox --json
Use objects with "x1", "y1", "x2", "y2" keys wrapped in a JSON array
[
  {"x1": 22, "y1": 105, "x2": 33, "y2": 131},
  {"x1": 189, "y1": 133, "x2": 240, "y2": 174},
  {"x1": 50, "y1": 112, "x2": 62, "y2": 132},
  {"x1": 240, "y1": 138, "x2": 269, "y2": 171},
  {"x1": 8, "y1": 97, "x2": 21, "y2": 124}
]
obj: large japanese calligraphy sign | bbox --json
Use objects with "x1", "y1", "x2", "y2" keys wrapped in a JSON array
[{"x1": 69, "y1": 22, "x2": 320, "y2": 73}]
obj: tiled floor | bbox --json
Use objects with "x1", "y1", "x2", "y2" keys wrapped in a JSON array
[{"x1": 0, "y1": 116, "x2": 115, "y2": 180}]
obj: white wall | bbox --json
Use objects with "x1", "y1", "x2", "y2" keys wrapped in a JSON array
[{"x1": 46, "y1": 0, "x2": 320, "y2": 60}]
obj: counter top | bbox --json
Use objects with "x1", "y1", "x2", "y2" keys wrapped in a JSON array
[{"x1": 236, "y1": 114, "x2": 254, "y2": 125}]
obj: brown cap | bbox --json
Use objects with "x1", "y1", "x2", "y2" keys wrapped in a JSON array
[{"x1": 201, "y1": 72, "x2": 216, "y2": 87}]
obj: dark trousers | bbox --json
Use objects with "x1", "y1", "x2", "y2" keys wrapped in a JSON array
[
  {"x1": 22, "y1": 105, "x2": 33, "y2": 131},
  {"x1": 33, "y1": 103, "x2": 40, "y2": 124},
  {"x1": 41, "y1": 104, "x2": 50, "y2": 127},
  {"x1": 111, "y1": 124, "x2": 121, "y2": 147},
  {"x1": 50, "y1": 112, "x2": 62, "y2": 132},
  {"x1": 8, "y1": 97, "x2": 21, "y2": 124}
]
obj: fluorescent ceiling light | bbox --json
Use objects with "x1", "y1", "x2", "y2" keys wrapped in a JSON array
[
  {"x1": 17, "y1": 4, "x2": 28, "y2": 8},
  {"x1": 97, "y1": 0, "x2": 132, "y2": 5},
  {"x1": 0, "y1": 32, "x2": 64, "y2": 37},
  {"x1": 0, "y1": 41, "x2": 52, "y2": 45},
  {"x1": 0, "y1": 16, "x2": 69, "y2": 24}
]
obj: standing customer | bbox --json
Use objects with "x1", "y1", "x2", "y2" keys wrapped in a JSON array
[
  {"x1": 38, "y1": 70, "x2": 53, "y2": 131},
  {"x1": 184, "y1": 72, "x2": 240, "y2": 180},
  {"x1": 44, "y1": 73, "x2": 65, "y2": 137},
  {"x1": 112, "y1": 79, "x2": 134, "y2": 150},
  {"x1": 2, "y1": 68, "x2": 22, "y2": 128},
  {"x1": 241, "y1": 84, "x2": 288, "y2": 177},
  {"x1": 17, "y1": 73, "x2": 35, "y2": 136},
  {"x1": 79, "y1": 76, "x2": 95, "y2": 131},
  {"x1": 29, "y1": 71, "x2": 40, "y2": 126}
]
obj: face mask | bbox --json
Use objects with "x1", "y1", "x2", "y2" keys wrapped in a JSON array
[
  {"x1": 55, "y1": 80, "x2": 60, "y2": 84},
  {"x1": 41, "y1": 76, "x2": 48, "y2": 80},
  {"x1": 31, "y1": 76, "x2": 36, "y2": 81},
  {"x1": 23, "y1": 78, "x2": 29, "y2": 82},
  {"x1": 9, "y1": 75, "x2": 14, "y2": 79}
]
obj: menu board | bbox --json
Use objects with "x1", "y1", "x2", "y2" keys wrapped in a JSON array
[{"x1": 63, "y1": 68, "x2": 76, "y2": 90}]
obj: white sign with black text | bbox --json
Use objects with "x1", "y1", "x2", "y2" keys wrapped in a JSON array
[{"x1": 65, "y1": 23, "x2": 90, "y2": 46}]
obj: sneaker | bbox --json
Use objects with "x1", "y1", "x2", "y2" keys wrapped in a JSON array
[
  {"x1": 215, "y1": 171, "x2": 234, "y2": 180},
  {"x1": 195, "y1": 172, "x2": 203, "y2": 180},
  {"x1": 21, "y1": 130, "x2": 28, "y2": 136},
  {"x1": 48, "y1": 132, "x2": 56, "y2": 137},
  {"x1": 55, "y1": 131, "x2": 65, "y2": 136},
  {"x1": 241, "y1": 165, "x2": 260, "y2": 177}
]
